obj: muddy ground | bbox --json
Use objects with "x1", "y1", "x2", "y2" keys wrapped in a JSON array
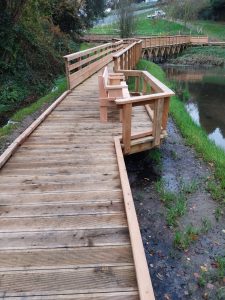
[{"x1": 125, "y1": 119, "x2": 225, "y2": 300}]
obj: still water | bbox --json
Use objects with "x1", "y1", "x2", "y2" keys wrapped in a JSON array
[{"x1": 163, "y1": 65, "x2": 225, "y2": 150}]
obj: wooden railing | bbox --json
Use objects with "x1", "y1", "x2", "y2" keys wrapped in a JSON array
[
  {"x1": 141, "y1": 35, "x2": 190, "y2": 48},
  {"x1": 114, "y1": 70, "x2": 175, "y2": 154},
  {"x1": 190, "y1": 36, "x2": 209, "y2": 45},
  {"x1": 113, "y1": 40, "x2": 142, "y2": 72},
  {"x1": 81, "y1": 34, "x2": 209, "y2": 47},
  {"x1": 64, "y1": 41, "x2": 124, "y2": 90}
]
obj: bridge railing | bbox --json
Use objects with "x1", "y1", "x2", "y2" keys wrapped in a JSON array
[
  {"x1": 114, "y1": 69, "x2": 175, "y2": 154},
  {"x1": 190, "y1": 36, "x2": 209, "y2": 45},
  {"x1": 113, "y1": 40, "x2": 142, "y2": 72},
  {"x1": 141, "y1": 35, "x2": 191, "y2": 48},
  {"x1": 64, "y1": 40, "x2": 124, "y2": 90}
]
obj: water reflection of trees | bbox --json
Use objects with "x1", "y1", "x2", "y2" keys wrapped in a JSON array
[
  {"x1": 188, "y1": 82, "x2": 225, "y2": 138},
  {"x1": 165, "y1": 66, "x2": 225, "y2": 139}
]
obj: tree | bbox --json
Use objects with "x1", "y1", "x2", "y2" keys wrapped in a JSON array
[
  {"x1": 117, "y1": 0, "x2": 135, "y2": 38},
  {"x1": 51, "y1": 0, "x2": 105, "y2": 37},
  {"x1": 168, "y1": 0, "x2": 210, "y2": 25},
  {"x1": 0, "y1": 0, "x2": 28, "y2": 25}
]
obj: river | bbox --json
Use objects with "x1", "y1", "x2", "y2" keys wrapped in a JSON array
[{"x1": 163, "y1": 65, "x2": 225, "y2": 150}]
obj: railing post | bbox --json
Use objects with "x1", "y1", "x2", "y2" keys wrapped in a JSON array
[
  {"x1": 162, "y1": 97, "x2": 170, "y2": 130},
  {"x1": 135, "y1": 76, "x2": 140, "y2": 93},
  {"x1": 128, "y1": 49, "x2": 131, "y2": 70},
  {"x1": 142, "y1": 79, "x2": 147, "y2": 95},
  {"x1": 153, "y1": 98, "x2": 164, "y2": 147},
  {"x1": 120, "y1": 55, "x2": 123, "y2": 71},
  {"x1": 64, "y1": 58, "x2": 70, "y2": 90},
  {"x1": 113, "y1": 57, "x2": 119, "y2": 72},
  {"x1": 122, "y1": 103, "x2": 132, "y2": 154}
]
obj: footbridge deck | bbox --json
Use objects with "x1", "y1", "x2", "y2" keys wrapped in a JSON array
[{"x1": 0, "y1": 39, "x2": 174, "y2": 299}]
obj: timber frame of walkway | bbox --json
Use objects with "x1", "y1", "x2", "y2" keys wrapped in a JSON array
[
  {"x1": 0, "y1": 36, "x2": 206, "y2": 299},
  {"x1": 81, "y1": 34, "x2": 225, "y2": 60}
]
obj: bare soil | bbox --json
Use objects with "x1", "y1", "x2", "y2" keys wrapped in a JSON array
[{"x1": 125, "y1": 118, "x2": 225, "y2": 300}]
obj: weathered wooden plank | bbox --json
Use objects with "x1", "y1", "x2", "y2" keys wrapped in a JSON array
[
  {"x1": 0, "y1": 201, "x2": 124, "y2": 218},
  {"x1": 0, "y1": 172, "x2": 119, "y2": 183},
  {"x1": 0, "y1": 165, "x2": 119, "y2": 176},
  {"x1": 7, "y1": 291, "x2": 139, "y2": 300},
  {"x1": 0, "y1": 228, "x2": 130, "y2": 250},
  {"x1": 0, "y1": 266, "x2": 137, "y2": 297},
  {"x1": 0, "y1": 180, "x2": 121, "y2": 193},
  {"x1": 0, "y1": 214, "x2": 127, "y2": 232},
  {"x1": 0, "y1": 245, "x2": 133, "y2": 271},
  {"x1": 0, "y1": 190, "x2": 122, "y2": 205}
]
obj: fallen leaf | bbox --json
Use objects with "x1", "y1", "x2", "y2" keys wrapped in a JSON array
[
  {"x1": 156, "y1": 273, "x2": 164, "y2": 281},
  {"x1": 202, "y1": 293, "x2": 208, "y2": 300}
]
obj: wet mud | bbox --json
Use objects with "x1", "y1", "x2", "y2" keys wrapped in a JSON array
[{"x1": 125, "y1": 118, "x2": 225, "y2": 300}]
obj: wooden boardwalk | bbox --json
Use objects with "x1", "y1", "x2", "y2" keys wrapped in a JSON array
[{"x1": 0, "y1": 66, "x2": 154, "y2": 299}]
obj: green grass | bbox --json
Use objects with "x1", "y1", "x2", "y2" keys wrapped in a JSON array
[
  {"x1": 193, "y1": 20, "x2": 225, "y2": 41},
  {"x1": 134, "y1": 14, "x2": 193, "y2": 36},
  {"x1": 79, "y1": 42, "x2": 97, "y2": 51},
  {"x1": 137, "y1": 59, "x2": 225, "y2": 203},
  {"x1": 0, "y1": 77, "x2": 67, "y2": 140},
  {"x1": 89, "y1": 13, "x2": 193, "y2": 36},
  {"x1": 89, "y1": 22, "x2": 119, "y2": 35},
  {"x1": 174, "y1": 225, "x2": 199, "y2": 250},
  {"x1": 156, "y1": 179, "x2": 199, "y2": 227}
]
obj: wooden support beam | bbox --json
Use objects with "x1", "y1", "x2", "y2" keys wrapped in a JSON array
[{"x1": 114, "y1": 137, "x2": 155, "y2": 300}]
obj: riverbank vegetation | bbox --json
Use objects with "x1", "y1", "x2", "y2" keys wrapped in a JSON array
[
  {"x1": 136, "y1": 59, "x2": 225, "y2": 203},
  {"x1": 169, "y1": 46, "x2": 225, "y2": 67},
  {"x1": 0, "y1": 0, "x2": 105, "y2": 127}
]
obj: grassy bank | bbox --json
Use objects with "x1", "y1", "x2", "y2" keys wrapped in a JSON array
[
  {"x1": 136, "y1": 59, "x2": 225, "y2": 203},
  {"x1": 0, "y1": 77, "x2": 67, "y2": 141},
  {"x1": 89, "y1": 14, "x2": 192, "y2": 36},
  {"x1": 169, "y1": 46, "x2": 225, "y2": 66},
  {"x1": 193, "y1": 20, "x2": 225, "y2": 41}
]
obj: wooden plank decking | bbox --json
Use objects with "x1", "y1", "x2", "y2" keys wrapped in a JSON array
[{"x1": 0, "y1": 66, "x2": 153, "y2": 299}]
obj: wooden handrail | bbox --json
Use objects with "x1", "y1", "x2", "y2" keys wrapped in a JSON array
[
  {"x1": 113, "y1": 40, "x2": 142, "y2": 72},
  {"x1": 114, "y1": 70, "x2": 175, "y2": 154},
  {"x1": 64, "y1": 40, "x2": 124, "y2": 90},
  {"x1": 113, "y1": 42, "x2": 137, "y2": 58},
  {"x1": 115, "y1": 92, "x2": 174, "y2": 105}
]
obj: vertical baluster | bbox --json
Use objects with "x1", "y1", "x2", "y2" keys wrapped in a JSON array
[
  {"x1": 162, "y1": 97, "x2": 170, "y2": 130},
  {"x1": 142, "y1": 79, "x2": 147, "y2": 95},
  {"x1": 122, "y1": 103, "x2": 132, "y2": 154},
  {"x1": 64, "y1": 58, "x2": 70, "y2": 90},
  {"x1": 153, "y1": 98, "x2": 164, "y2": 147}
]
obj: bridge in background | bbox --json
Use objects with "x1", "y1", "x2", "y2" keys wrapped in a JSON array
[{"x1": 81, "y1": 34, "x2": 211, "y2": 60}]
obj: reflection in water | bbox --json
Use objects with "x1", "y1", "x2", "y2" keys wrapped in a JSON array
[{"x1": 163, "y1": 65, "x2": 225, "y2": 150}]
